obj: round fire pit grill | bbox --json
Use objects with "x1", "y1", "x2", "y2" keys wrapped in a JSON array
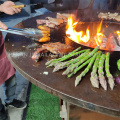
[{"x1": 4, "y1": 10, "x2": 120, "y2": 118}]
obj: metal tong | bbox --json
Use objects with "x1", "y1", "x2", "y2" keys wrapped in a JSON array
[{"x1": 0, "y1": 27, "x2": 43, "y2": 41}]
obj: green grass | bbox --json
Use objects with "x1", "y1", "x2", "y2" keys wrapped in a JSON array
[{"x1": 26, "y1": 84, "x2": 61, "y2": 120}]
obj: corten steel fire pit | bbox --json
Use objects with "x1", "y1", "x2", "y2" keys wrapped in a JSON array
[{"x1": 4, "y1": 9, "x2": 120, "y2": 118}]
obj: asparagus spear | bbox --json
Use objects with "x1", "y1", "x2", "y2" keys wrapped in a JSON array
[
  {"x1": 67, "y1": 58, "x2": 92, "y2": 78},
  {"x1": 46, "y1": 49, "x2": 88, "y2": 67},
  {"x1": 90, "y1": 51, "x2": 102, "y2": 88},
  {"x1": 45, "y1": 47, "x2": 81, "y2": 66},
  {"x1": 62, "y1": 47, "x2": 98, "y2": 75},
  {"x1": 53, "y1": 49, "x2": 90, "y2": 72},
  {"x1": 98, "y1": 54, "x2": 107, "y2": 90},
  {"x1": 75, "y1": 53, "x2": 97, "y2": 87},
  {"x1": 105, "y1": 52, "x2": 115, "y2": 90}
]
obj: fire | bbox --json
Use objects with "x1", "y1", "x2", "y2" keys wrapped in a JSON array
[
  {"x1": 95, "y1": 20, "x2": 105, "y2": 46},
  {"x1": 66, "y1": 16, "x2": 90, "y2": 43},
  {"x1": 66, "y1": 16, "x2": 104, "y2": 47},
  {"x1": 116, "y1": 31, "x2": 120, "y2": 38}
]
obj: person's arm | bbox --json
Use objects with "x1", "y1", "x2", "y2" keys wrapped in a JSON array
[
  {"x1": 0, "y1": 1, "x2": 21, "y2": 15},
  {"x1": 0, "y1": 1, "x2": 22, "y2": 30}
]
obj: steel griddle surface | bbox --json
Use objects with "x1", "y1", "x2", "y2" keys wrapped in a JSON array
[{"x1": 5, "y1": 10, "x2": 120, "y2": 117}]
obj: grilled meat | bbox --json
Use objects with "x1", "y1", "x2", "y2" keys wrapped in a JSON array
[
  {"x1": 42, "y1": 42, "x2": 73, "y2": 55},
  {"x1": 37, "y1": 36, "x2": 50, "y2": 42},
  {"x1": 57, "y1": 13, "x2": 69, "y2": 22},
  {"x1": 98, "y1": 12, "x2": 108, "y2": 19},
  {"x1": 32, "y1": 48, "x2": 48, "y2": 62},
  {"x1": 45, "y1": 21, "x2": 56, "y2": 28},
  {"x1": 98, "y1": 12, "x2": 119, "y2": 21},
  {"x1": 36, "y1": 19, "x2": 56, "y2": 28},
  {"x1": 36, "y1": 19, "x2": 47, "y2": 24},
  {"x1": 46, "y1": 17, "x2": 64, "y2": 25},
  {"x1": 32, "y1": 42, "x2": 73, "y2": 62},
  {"x1": 114, "y1": 15, "x2": 120, "y2": 22},
  {"x1": 108, "y1": 12, "x2": 118, "y2": 19},
  {"x1": 38, "y1": 25, "x2": 50, "y2": 31}
]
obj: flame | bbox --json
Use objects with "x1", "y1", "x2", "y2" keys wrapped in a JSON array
[
  {"x1": 94, "y1": 20, "x2": 104, "y2": 47},
  {"x1": 66, "y1": 16, "x2": 104, "y2": 47},
  {"x1": 116, "y1": 31, "x2": 120, "y2": 38},
  {"x1": 66, "y1": 16, "x2": 90, "y2": 43}
]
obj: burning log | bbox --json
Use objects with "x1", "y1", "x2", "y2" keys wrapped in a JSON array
[
  {"x1": 94, "y1": 34, "x2": 107, "y2": 49},
  {"x1": 115, "y1": 31, "x2": 120, "y2": 46},
  {"x1": 106, "y1": 34, "x2": 120, "y2": 51}
]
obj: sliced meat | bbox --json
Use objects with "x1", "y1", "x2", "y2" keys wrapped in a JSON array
[
  {"x1": 98, "y1": 12, "x2": 108, "y2": 19},
  {"x1": 36, "y1": 19, "x2": 47, "y2": 24},
  {"x1": 114, "y1": 15, "x2": 120, "y2": 22},
  {"x1": 46, "y1": 17, "x2": 64, "y2": 25},
  {"x1": 36, "y1": 19, "x2": 56, "y2": 28},
  {"x1": 32, "y1": 48, "x2": 48, "y2": 62},
  {"x1": 108, "y1": 12, "x2": 118, "y2": 19},
  {"x1": 42, "y1": 42, "x2": 73, "y2": 55},
  {"x1": 57, "y1": 13, "x2": 68, "y2": 22},
  {"x1": 45, "y1": 21, "x2": 56, "y2": 28}
]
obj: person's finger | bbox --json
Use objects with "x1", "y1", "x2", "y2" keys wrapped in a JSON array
[
  {"x1": 8, "y1": 1, "x2": 15, "y2": 6},
  {"x1": 16, "y1": 8, "x2": 21, "y2": 13},
  {"x1": 11, "y1": 7, "x2": 19, "y2": 13},
  {"x1": 0, "y1": 21, "x2": 8, "y2": 30}
]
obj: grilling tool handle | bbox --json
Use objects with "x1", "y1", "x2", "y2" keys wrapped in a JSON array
[
  {"x1": 12, "y1": 3, "x2": 43, "y2": 8},
  {"x1": 13, "y1": 4, "x2": 25, "y2": 8}
]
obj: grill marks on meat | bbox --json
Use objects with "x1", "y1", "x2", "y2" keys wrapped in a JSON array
[
  {"x1": 32, "y1": 42, "x2": 73, "y2": 62},
  {"x1": 46, "y1": 17, "x2": 64, "y2": 25},
  {"x1": 42, "y1": 42, "x2": 73, "y2": 55},
  {"x1": 32, "y1": 48, "x2": 48, "y2": 62},
  {"x1": 37, "y1": 19, "x2": 56, "y2": 28}
]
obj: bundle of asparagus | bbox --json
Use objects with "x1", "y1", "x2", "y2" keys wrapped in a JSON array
[
  {"x1": 75, "y1": 52, "x2": 98, "y2": 87},
  {"x1": 45, "y1": 47, "x2": 115, "y2": 90}
]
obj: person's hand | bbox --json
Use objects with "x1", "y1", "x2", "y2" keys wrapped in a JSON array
[
  {"x1": 0, "y1": 21, "x2": 7, "y2": 30},
  {"x1": 0, "y1": 1, "x2": 22, "y2": 15}
]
